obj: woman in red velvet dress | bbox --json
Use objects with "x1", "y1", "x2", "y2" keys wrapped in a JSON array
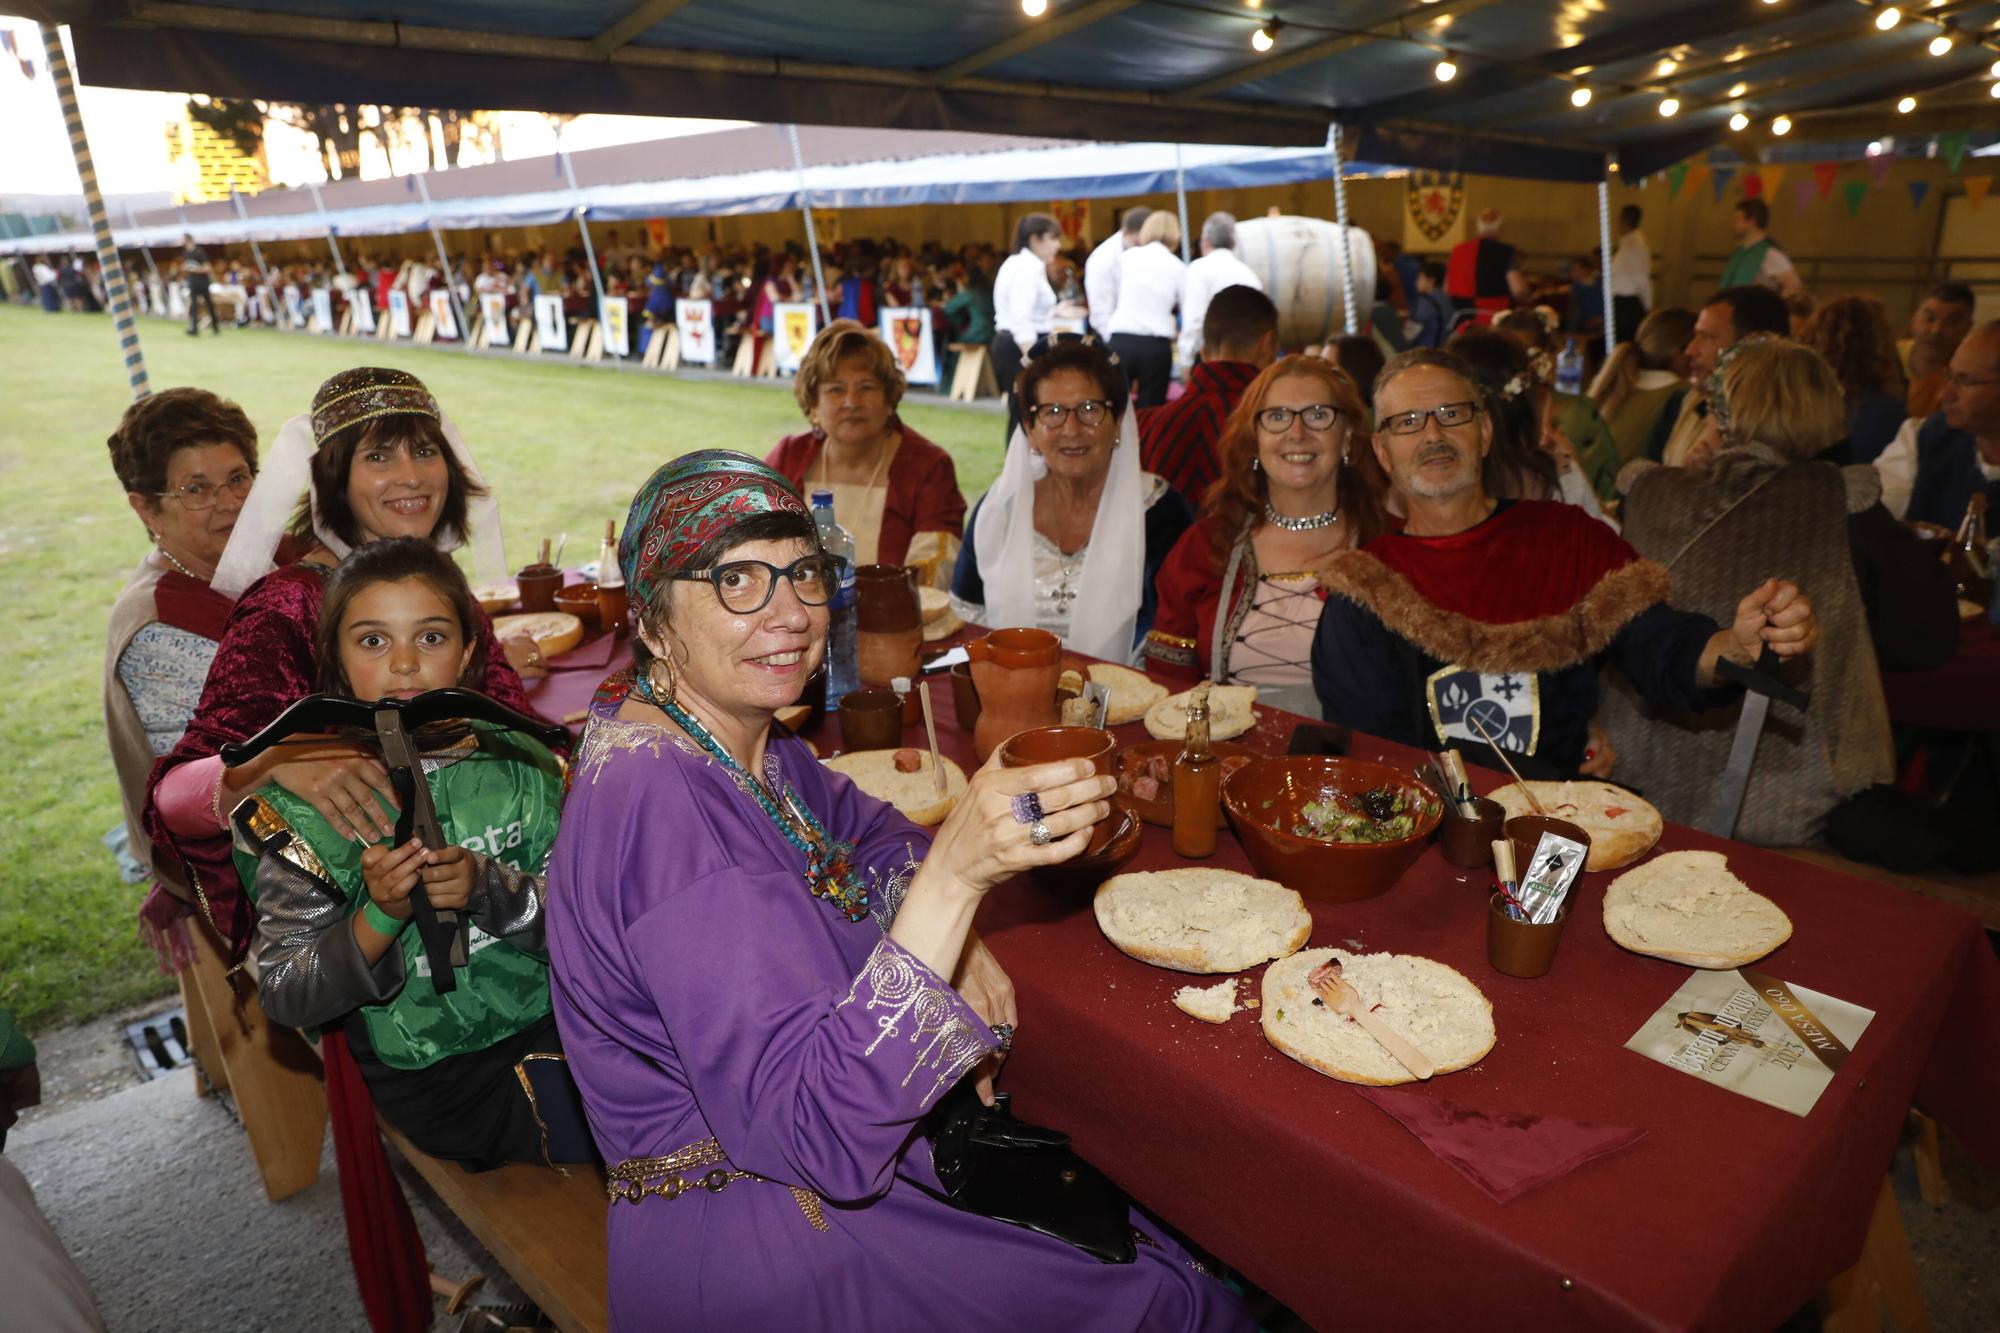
[
  {"x1": 143, "y1": 367, "x2": 540, "y2": 962},
  {"x1": 1145, "y1": 356, "x2": 1387, "y2": 717},
  {"x1": 767, "y1": 319, "x2": 966, "y2": 574}
]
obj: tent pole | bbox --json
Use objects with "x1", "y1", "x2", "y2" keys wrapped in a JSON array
[
  {"x1": 37, "y1": 24, "x2": 147, "y2": 399},
  {"x1": 1329, "y1": 122, "x2": 1357, "y2": 337},
  {"x1": 786, "y1": 124, "x2": 831, "y2": 324},
  {"x1": 1173, "y1": 143, "x2": 1191, "y2": 264},
  {"x1": 1597, "y1": 172, "x2": 1616, "y2": 365},
  {"x1": 124, "y1": 202, "x2": 166, "y2": 316},
  {"x1": 412, "y1": 171, "x2": 476, "y2": 352},
  {"x1": 229, "y1": 188, "x2": 280, "y2": 325},
  {"x1": 558, "y1": 148, "x2": 610, "y2": 324},
  {"x1": 307, "y1": 182, "x2": 346, "y2": 276}
]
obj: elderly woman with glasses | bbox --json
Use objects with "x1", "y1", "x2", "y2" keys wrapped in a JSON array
[
  {"x1": 547, "y1": 451, "x2": 1247, "y2": 1330},
  {"x1": 1145, "y1": 356, "x2": 1388, "y2": 716},
  {"x1": 1312, "y1": 347, "x2": 1821, "y2": 781},
  {"x1": 951, "y1": 338, "x2": 1193, "y2": 662},
  {"x1": 105, "y1": 388, "x2": 263, "y2": 964}
]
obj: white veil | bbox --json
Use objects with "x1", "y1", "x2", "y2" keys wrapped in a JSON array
[
  {"x1": 972, "y1": 408, "x2": 1144, "y2": 663},
  {"x1": 212, "y1": 408, "x2": 507, "y2": 598}
]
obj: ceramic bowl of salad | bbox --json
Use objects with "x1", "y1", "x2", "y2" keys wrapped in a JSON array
[{"x1": 1220, "y1": 756, "x2": 1443, "y2": 902}]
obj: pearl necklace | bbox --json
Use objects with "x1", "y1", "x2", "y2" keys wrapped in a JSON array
[
  {"x1": 1263, "y1": 501, "x2": 1340, "y2": 532},
  {"x1": 154, "y1": 541, "x2": 204, "y2": 581},
  {"x1": 635, "y1": 672, "x2": 870, "y2": 923}
]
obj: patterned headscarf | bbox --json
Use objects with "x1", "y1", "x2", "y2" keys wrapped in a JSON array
[
  {"x1": 619, "y1": 449, "x2": 811, "y2": 611},
  {"x1": 309, "y1": 367, "x2": 440, "y2": 448}
]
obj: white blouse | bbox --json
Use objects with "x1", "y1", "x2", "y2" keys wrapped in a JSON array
[
  {"x1": 993, "y1": 248, "x2": 1056, "y2": 354},
  {"x1": 1106, "y1": 243, "x2": 1185, "y2": 341}
]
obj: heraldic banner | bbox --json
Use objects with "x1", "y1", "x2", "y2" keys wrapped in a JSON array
[
  {"x1": 878, "y1": 306, "x2": 938, "y2": 386},
  {"x1": 1404, "y1": 170, "x2": 1468, "y2": 253},
  {"x1": 675, "y1": 298, "x2": 716, "y2": 365},
  {"x1": 774, "y1": 301, "x2": 819, "y2": 374}
]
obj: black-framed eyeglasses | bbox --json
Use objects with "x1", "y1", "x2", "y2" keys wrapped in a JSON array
[
  {"x1": 1027, "y1": 400, "x2": 1114, "y2": 430},
  {"x1": 1379, "y1": 402, "x2": 1481, "y2": 436},
  {"x1": 672, "y1": 554, "x2": 838, "y2": 614},
  {"x1": 154, "y1": 469, "x2": 256, "y2": 511},
  {"x1": 1256, "y1": 404, "x2": 1343, "y2": 433}
]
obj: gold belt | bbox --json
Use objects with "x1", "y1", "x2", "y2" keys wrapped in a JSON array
[{"x1": 608, "y1": 1137, "x2": 828, "y2": 1232}]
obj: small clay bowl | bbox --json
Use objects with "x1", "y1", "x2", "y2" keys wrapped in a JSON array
[
  {"x1": 1487, "y1": 890, "x2": 1572, "y2": 979},
  {"x1": 1438, "y1": 796, "x2": 1506, "y2": 869},
  {"x1": 837, "y1": 689, "x2": 905, "y2": 751},
  {"x1": 1504, "y1": 815, "x2": 1592, "y2": 885},
  {"x1": 553, "y1": 581, "x2": 600, "y2": 630},
  {"x1": 999, "y1": 726, "x2": 1118, "y2": 855},
  {"x1": 1221, "y1": 756, "x2": 1442, "y2": 903}
]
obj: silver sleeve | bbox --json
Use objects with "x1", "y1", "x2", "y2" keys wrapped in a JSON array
[
  {"x1": 465, "y1": 852, "x2": 546, "y2": 954},
  {"x1": 248, "y1": 850, "x2": 406, "y2": 1029}
]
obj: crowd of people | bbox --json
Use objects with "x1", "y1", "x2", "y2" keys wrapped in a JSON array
[{"x1": 47, "y1": 188, "x2": 1997, "y2": 1328}]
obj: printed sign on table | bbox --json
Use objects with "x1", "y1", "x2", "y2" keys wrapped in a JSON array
[
  {"x1": 601, "y1": 296, "x2": 631, "y2": 357},
  {"x1": 167, "y1": 283, "x2": 187, "y2": 319},
  {"x1": 1626, "y1": 969, "x2": 1874, "y2": 1117},
  {"x1": 533, "y1": 293, "x2": 567, "y2": 352},
  {"x1": 430, "y1": 289, "x2": 458, "y2": 341},
  {"x1": 388, "y1": 289, "x2": 412, "y2": 338},
  {"x1": 774, "y1": 301, "x2": 818, "y2": 374},
  {"x1": 879, "y1": 306, "x2": 939, "y2": 386},
  {"x1": 675, "y1": 297, "x2": 715, "y2": 365},
  {"x1": 479, "y1": 293, "x2": 509, "y2": 346},
  {"x1": 351, "y1": 287, "x2": 376, "y2": 333},
  {"x1": 311, "y1": 288, "x2": 334, "y2": 334}
]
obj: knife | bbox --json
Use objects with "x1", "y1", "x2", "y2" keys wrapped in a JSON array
[{"x1": 1701, "y1": 647, "x2": 1809, "y2": 839}]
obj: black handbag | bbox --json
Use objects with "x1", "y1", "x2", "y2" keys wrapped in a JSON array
[{"x1": 925, "y1": 1085, "x2": 1136, "y2": 1264}]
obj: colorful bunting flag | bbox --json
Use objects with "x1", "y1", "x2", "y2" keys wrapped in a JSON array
[
  {"x1": 1666, "y1": 162, "x2": 1691, "y2": 199},
  {"x1": 1686, "y1": 162, "x2": 1711, "y2": 199},
  {"x1": 1967, "y1": 177, "x2": 1993, "y2": 213},
  {"x1": 1711, "y1": 165, "x2": 1735, "y2": 202},
  {"x1": 1812, "y1": 162, "x2": 1839, "y2": 200},
  {"x1": 1840, "y1": 180, "x2": 1867, "y2": 217},
  {"x1": 1795, "y1": 174, "x2": 1818, "y2": 211},
  {"x1": 1908, "y1": 179, "x2": 1931, "y2": 210},
  {"x1": 1742, "y1": 171, "x2": 1764, "y2": 200},
  {"x1": 1762, "y1": 164, "x2": 1786, "y2": 200},
  {"x1": 1867, "y1": 154, "x2": 1892, "y2": 186},
  {"x1": 1939, "y1": 132, "x2": 1969, "y2": 174}
]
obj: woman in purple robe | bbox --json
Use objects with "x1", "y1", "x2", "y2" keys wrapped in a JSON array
[{"x1": 547, "y1": 452, "x2": 1250, "y2": 1331}]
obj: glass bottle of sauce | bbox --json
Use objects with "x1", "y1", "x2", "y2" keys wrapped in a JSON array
[
  {"x1": 1172, "y1": 690, "x2": 1219, "y2": 858},
  {"x1": 1945, "y1": 493, "x2": 1992, "y2": 607}
]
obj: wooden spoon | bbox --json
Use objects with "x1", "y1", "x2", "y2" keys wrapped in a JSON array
[
  {"x1": 1308, "y1": 960, "x2": 1435, "y2": 1081},
  {"x1": 1466, "y1": 714, "x2": 1546, "y2": 815}
]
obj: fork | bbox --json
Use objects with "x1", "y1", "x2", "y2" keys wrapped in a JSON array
[{"x1": 1309, "y1": 960, "x2": 1436, "y2": 1081}]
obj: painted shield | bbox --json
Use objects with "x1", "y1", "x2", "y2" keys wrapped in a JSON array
[
  {"x1": 891, "y1": 315, "x2": 923, "y2": 369},
  {"x1": 1406, "y1": 171, "x2": 1466, "y2": 244},
  {"x1": 1425, "y1": 664, "x2": 1540, "y2": 755},
  {"x1": 782, "y1": 307, "x2": 814, "y2": 360}
]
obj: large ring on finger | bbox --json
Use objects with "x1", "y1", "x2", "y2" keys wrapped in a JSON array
[
  {"x1": 1010, "y1": 791, "x2": 1044, "y2": 825},
  {"x1": 989, "y1": 1023, "x2": 1015, "y2": 1052},
  {"x1": 1028, "y1": 819, "x2": 1054, "y2": 847}
]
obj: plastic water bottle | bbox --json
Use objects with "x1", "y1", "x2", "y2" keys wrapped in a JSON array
[
  {"x1": 811, "y1": 489, "x2": 860, "y2": 709},
  {"x1": 1555, "y1": 337, "x2": 1584, "y2": 396}
]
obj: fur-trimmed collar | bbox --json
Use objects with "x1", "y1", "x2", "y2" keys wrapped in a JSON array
[{"x1": 1319, "y1": 550, "x2": 1673, "y2": 673}]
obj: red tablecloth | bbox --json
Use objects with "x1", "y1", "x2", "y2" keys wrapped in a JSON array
[
  {"x1": 1881, "y1": 619, "x2": 2000, "y2": 732},
  {"x1": 530, "y1": 638, "x2": 2000, "y2": 1332}
]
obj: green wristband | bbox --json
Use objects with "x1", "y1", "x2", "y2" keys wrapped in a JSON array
[{"x1": 360, "y1": 898, "x2": 409, "y2": 938}]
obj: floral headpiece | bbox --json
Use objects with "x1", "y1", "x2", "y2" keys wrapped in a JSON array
[
  {"x1": 1704, "y1": 332, "x2": 1781, "y2": 443},
  {"x1": 309, "y1": 367, "x2": 440, "y2": 449},
  {"x1": 619, "y1": 450, "x2": 810, "y2": 609}
]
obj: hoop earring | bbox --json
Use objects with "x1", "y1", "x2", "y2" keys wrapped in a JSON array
[{"x1": 646, "y1": 654, "x2": 679, "y2": 706}]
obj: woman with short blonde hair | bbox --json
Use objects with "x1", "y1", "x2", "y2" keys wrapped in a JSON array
[
  {"x1": 767, "y1": 318, "x2": 964, "y2": 573},
  {"x1": 1109, "y1": 212, "x2": 1187, "y2": 408},
  {"x1": 1714, "y1": 338, "x2": 1848, "y2": 462}
]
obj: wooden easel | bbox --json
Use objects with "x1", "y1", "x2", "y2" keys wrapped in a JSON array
[{"x1": 949, "y1": 342, "x2": 1000, "y2": 401}]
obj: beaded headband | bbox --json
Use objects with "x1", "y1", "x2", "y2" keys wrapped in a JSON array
[
  {"x1": 619, "y1": 450, "x2": 811, "y2": 609},
  {"x1": 309, "y1": 367, "x2": 440, "y2": 449}
]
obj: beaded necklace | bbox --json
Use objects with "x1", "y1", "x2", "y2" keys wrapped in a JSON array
[{"x1": 635, "y1": 672, "x2": 871, "y2": 923}]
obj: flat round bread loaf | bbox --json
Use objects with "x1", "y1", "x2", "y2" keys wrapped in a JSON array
[
  {"x1": 918, "y1": 585, "x2": 952, "y2": 625},
  {"x1": 823, "y1": 750, "x2": 968, "y2": 827},
  {"x1": 473, "y1": 581, "x2": 518, "y2": 614},
  {"x1": 1087, "y1": 662, "x2": 1169, "y2": 726},
  {"x1": 491, "y1": 611, "x2": 582, "y2": 660},
  {"x1": 1602, "y1": 849, "x2": 1792, "y2": 969},
  {"x1": 1094, "y1": 867, "x2": 1310, "y2": 974},
  {"x1": 1143, "y1": 684, "x2": 1258, "y2": 742},
  {"x1": 1489, "y1": 780, "x2": 1662, "y2": 871},
  {"x1": 1262, "y1": 947, "x2": 1495, "y2": 1086}
]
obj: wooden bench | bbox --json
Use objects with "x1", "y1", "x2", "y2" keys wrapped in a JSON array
[{"x1": 948, "y1": 342, "x2": 999, "y2": 401}]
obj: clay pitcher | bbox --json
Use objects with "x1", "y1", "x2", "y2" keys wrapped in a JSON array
[
  {"x1": 854, "y1": 564, "x2": 924, "y2": 689},
  {"x1": 966, "y1": 627, "x2": 1062, "y2": 762}
]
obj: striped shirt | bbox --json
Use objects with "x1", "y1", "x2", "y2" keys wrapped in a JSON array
[{"x1": 1136, "y1": 359, "x2": 1261, "y2": 505}]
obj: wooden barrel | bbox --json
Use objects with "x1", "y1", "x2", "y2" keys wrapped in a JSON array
[{"x1": 1234, "y1": 216, "x2": 1378, "y2": 348}]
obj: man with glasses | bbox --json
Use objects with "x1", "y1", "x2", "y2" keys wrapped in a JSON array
[
  {"x1": 1310, "y1": 348, "x2": 1818, "y2": 778},
  {"x1": 1875, "y1": 320, "x2": 2000, "y2": 528}
]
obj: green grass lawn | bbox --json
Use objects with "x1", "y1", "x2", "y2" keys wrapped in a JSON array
[{"x1": 0, "y1": 302, "x2": 1006, "y2": 1033}]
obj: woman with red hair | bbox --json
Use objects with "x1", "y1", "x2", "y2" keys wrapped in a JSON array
[{"x1": 1144, "y1": 356, "x2": 1388, "y2": 716}]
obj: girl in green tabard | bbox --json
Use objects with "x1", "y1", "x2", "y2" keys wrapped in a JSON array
[{"x1": 231, "y1": 537, "x2": 591, "y2": 1169}]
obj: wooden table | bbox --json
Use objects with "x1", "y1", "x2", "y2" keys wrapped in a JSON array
[{"x1": 526, "y1": 639, "x2": 1999, "y2": 1332}]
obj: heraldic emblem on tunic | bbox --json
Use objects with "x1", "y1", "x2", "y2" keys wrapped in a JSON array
[{"x1": 1425, "y1": 665, "x2": 1541, "y2": 754}]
